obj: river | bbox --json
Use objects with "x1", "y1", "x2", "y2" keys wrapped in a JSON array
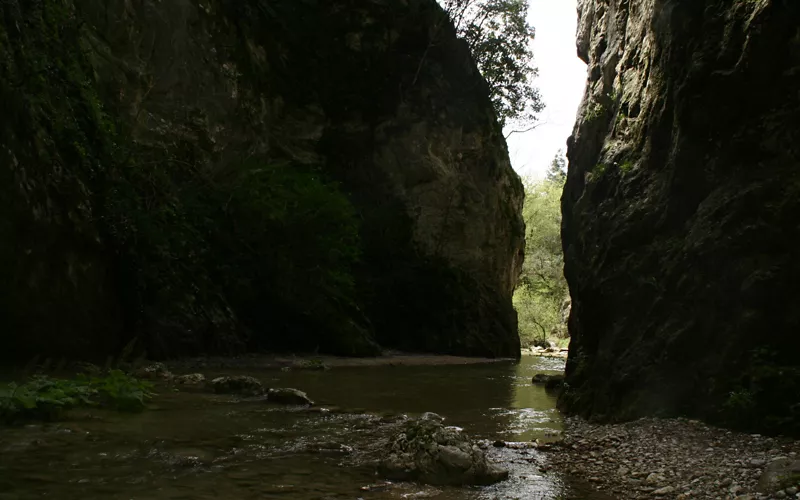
[{"x1": 0, "y1": 355, "x2": 606, "y2": 499}]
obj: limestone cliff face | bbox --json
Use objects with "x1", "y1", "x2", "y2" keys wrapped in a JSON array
[
  {"x1": 562, "y1": 0, "x2": 800, "y2": 434},
  {"x1": 0, "y1": 0, "x2": 523, "y2": 359}
]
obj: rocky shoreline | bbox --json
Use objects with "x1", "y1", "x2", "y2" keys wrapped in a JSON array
[
  {"x1": 163, "y1": 350, "x2": 514, "y2": 373},
  {"x1": 521, "y1": 346, "x2": 569, "y2": 359},
  {"x1": 542, "y1": 416, "x2": 800, "y2": 500}
]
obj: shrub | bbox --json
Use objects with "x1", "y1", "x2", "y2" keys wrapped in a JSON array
[{"x1": 0, "y1": 370, "x2": 154, "y2": 424}]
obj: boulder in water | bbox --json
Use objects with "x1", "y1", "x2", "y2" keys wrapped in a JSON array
[
  {"x1": 379, "y1": 415, "x2": 508, "y2": 486},
  {"x1": 531, "y1": 373, "x2": 565, "y2": 392},
  {"x1": 209, "y1": 375, "x2": 264, "y2": 396},
  {"x1": 267, "y1": 388, "x2": 314, "y2": 406},
  {"x1": 174, "y1": 373, "x2": 205, "y2": 385},
  {"x1": 133, "y1": 362, "x2": 172, "y2": 380},
  {"x1": 420, "y1": 412, "x2": 444, "y2": 422}
]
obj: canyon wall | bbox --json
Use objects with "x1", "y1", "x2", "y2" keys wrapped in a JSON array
[
  {"x1": 561, "y1": 0, "x2": 800, "y2": 435},
  {"x1": 0, "y1": 0, "x2": 524, "y2": 360}
]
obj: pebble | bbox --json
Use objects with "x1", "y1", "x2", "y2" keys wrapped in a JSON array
[
  {"x1": 652, "y1": 486, "x2": 674, "y2": 495},
  {"x1": 544, "y1": 416, "x2": 800, "y2": 500}
]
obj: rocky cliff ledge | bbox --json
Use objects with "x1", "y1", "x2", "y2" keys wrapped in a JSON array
[
  {"x1": 561, "y1": 0, "x2": 800, "y2": 435},
  {"x1": 0, "y1": 0, "x2": 523, "y2": 360}
]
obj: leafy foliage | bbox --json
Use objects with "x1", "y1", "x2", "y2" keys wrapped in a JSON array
[
  {"x1": 107, "y1": 156, "x2": 373, "y2": 356},
  {"x1": 211, "y1": 161, "x2": 375, "y2": 355},
  {"x1": 514, "y1": 155, "x2": 569, "y2": 347},
  {"x1": 0, "y1": 370, "x2": 154, "y2": 423},
  {"x1": 546, "y1": 149, "x2": 567, "y2": 183},
  {"x1": 89, "y1": 369, "x2": 155, "y2": 412},
  {"x1": 440, "y1": 0, "x2": 543, "y2": 127},
  {"x1": 721, "y1": 347, "x2": 800, "y2": 435}
]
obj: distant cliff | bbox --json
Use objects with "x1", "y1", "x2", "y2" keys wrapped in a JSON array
[
  {"x1": 561, "y1": 0, "x2": 800, "y2": 435},
  {"x1": 0, "y1": 0, "x2": 524, "y2": 360}
]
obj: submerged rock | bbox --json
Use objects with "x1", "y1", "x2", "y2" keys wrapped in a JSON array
[
  {"x1": 133, "y1": 363, "x2": 172, "y2": 380},
  {"x1": 420, "y1": 412, "x2": 445, "y2": 422},
  {"x1": 174, "y1": 373, "x2": 205, "y2": 385},
  {"x1": 267, "y1": 388, "x2": 314, "y2": 406},
  {"x1": 291, "y1": 359, "x2": 330, "y2": 371},
  {"x1": 209, "y1": 376, "x2": 264, "y2": 396},
  {"x1": 378, "y1": 415, "x2": 508, "y2": 486},
  {"x1": 531, "y1": 373, "x2": 565, "y2": 392}
]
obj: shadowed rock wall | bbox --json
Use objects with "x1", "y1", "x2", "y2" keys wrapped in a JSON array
[
  {"x1": 561, "y1": 0, "x2": 800, "y2": 435},
  {"x1": 0, "y1": 0, "x2": 524, "y2": 360}
]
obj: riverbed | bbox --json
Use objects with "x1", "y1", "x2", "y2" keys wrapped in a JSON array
[{"x1": 0, "y1": 356, "x2": 607, "y2": 500}]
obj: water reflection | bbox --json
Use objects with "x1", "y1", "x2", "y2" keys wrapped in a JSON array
[{"x1": 0, "y1": 356, "x2": 591, "y2": 500}]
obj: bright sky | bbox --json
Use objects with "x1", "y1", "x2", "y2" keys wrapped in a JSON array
[{"x1": 505, "y1": 0, "x2": 587, "y2": 179}]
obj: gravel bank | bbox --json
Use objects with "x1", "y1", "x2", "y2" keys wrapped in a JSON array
[{"x1": 543, "y1": 417, "x2": 800, "y2": 500}]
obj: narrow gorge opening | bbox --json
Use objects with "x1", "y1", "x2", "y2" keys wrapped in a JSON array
[
  {"x1": 501, "y1": 0, "x2": 586, "y2": 352},
  {"x1": 2, "y1": 0, "x2": 799, "y2": 498}
]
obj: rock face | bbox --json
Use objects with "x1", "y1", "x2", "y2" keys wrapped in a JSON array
[
  {"x1": 379, "y1": 413, "x2": 508, "y2": 486},
  {"x1": 0, "y1": 0, "x2": 523, "y2": 360},
  {"x1": 561, "y1": 0, "x2": 800, "y2": 435}
]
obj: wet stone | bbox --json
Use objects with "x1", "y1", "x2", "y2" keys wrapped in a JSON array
[
  {"x1": 378, "y1": 415, "x2": 508, "y2": 486},
  {"x1": 133, "y1": 363, "x2": 172, "y2": 380},
  {"x1": 174, "y1": 373, "x2": 205, "y2": 385},
  {"x1": 267, "y1": 388, "x2": 314, "y2": 406},
  {"x1": 209, "y1": 375, "x2": 265, "y2": 396}
]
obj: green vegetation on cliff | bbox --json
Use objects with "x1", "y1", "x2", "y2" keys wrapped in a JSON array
[{"x1": 514, "y1": 152, "x2": 569, "y2": 348}]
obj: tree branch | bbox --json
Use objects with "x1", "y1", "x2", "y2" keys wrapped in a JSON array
[
  {"x1": 530, "y1": 317, "x2": 548, "y2": 343},
  {"x1": 504, "y1": 120, "x2": 546, "y2": 139}
]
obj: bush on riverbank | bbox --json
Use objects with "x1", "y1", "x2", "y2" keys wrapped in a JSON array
[{"x1": 0, "y1": 370, "x2": 154, "y2": 423}]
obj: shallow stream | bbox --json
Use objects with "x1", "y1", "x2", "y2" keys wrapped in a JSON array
[{"x1": 0, "y1": 356, "x2": 606, "y2": 499}]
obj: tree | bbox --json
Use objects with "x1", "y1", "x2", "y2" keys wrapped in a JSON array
[
  {"x1": 440, "y1": 0, "x2": 543, "y2": 128},
  {"x1": 513, "y1": 170, "x2": 568, "y2": 347},
  {"x1": 546, "y1": 149, "x2": 567, "y2": 183}
]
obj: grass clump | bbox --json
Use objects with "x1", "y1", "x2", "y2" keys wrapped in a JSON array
[
  {"x1": 0, "y1": 370, "x2": 154, "y2": 423},
  {"x1": 619, "y1": 161, "x2": 634, "y2": 174},
  {"x1": 585, "y1": 102, "x2": 606, "y2": 123}
]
